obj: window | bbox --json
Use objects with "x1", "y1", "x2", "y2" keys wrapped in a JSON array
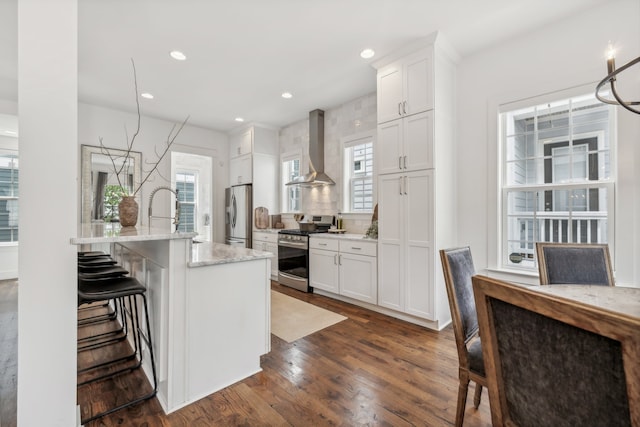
[
  {"x1": 281, "y1": 152, "x2": 301, "y2": 212},
  {"x1": 500, "y1": 92, "x2": 614, "y2": 270},
  {"x1": 176, "y1": 171, "x2": 197, "y2": 233},
  {"x1": 343, "y1": 134, "x2": 374, "y2": 212},
  {"x1": 0, "y1": 150, "x2": 19, "y2": 243}
]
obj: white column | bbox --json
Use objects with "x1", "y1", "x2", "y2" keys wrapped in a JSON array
[{"x1": 17, "y1": 0, "x2": 78, "y2": 426}]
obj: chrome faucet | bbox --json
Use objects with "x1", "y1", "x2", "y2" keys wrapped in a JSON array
[{"x1": 148, "y1": 186, "x2": 180, "y2": 231}]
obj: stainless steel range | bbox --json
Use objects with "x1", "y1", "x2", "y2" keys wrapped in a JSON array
[{"x1": 277, "y1": 215, "x2": 333, "y2": 292}]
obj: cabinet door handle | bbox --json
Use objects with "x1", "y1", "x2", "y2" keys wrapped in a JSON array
[
  {"x1": 319, "y1": 243, "x2": 327, "y2": 246},
  {"x1": 237, "y1": 147, "x2": 241, "y2": 155},
  {"x1": 398, "y1": 156, "x2": 402, "y2": 170},
  {"x1": 404, "y1": 155, "x2": 407, "y2": 169},
  {"x1": 350, "y1": 247, "x2": 361, "y2": 250},
  {"x1": 404, "y1": 176, "x2": 408, "y2": 195},
  {"x1": 334, "y1": 254, "x2": 338, "y2": 265},
  {"x1": 399, "y1": 176, "x2": 403, "y2": 195},
  {"x1": 398, "y1": 102, "x2": 402, "y2": 116},
  {"x1": 403, "y1": 101, "x2": 407, "y2": 114},
  {"x1": 338, "y1": 254, "x2": 342, "y2": 265}
]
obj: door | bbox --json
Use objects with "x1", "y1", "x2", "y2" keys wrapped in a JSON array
[
  {"x1": 404, "y1": 170, "x2": 434, "y2": 319},
  {"x1": 377, "y1": 63, "x2": 403, "y2": 124},
  {"x1": 404, "y1": 50, "x2": 433, "y2": 116},
  {"x1": 309, "y1": 248, "x2": 339, "y2": 293},
  {"x1": 403, "y1": 111, "x2": 433, "y2": 171},
  {"x1": 377, "y1": 174, "x2": 404, "y2": 311},
  {"x1": 339, "y1": 252, "x2": 377, "y2": 304},
  {"x1": 377, "y1": 120, "x2": 403, "y2": 175}
]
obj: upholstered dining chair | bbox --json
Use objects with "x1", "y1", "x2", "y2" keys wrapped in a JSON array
[
  {"x1": 535, "y1": 242, "x2": 614, "y2": 286},
  {"x1": 472, "y1": 275, "x2": 639, "y2": 427},
  {"x1": 439, "y1": 247, "x2": 487, "y2": 427}
]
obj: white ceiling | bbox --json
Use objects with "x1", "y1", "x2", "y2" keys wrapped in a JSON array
[{"x1": 1, "y1": 0, "x2": 610, "y2": 133}]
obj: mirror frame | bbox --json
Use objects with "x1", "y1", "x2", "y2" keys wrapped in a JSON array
[{"x1": 81, "y1": 144, "x2": 142, "y2": 224}]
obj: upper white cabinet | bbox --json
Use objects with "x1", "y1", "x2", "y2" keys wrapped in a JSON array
[
  {"x1": 377, "y1": 110, "x2": 433, "y2": 175},
  {"x1": 229, "y1": 128, "x2": 253, "y2": 159},
  {"x1": 374, "y1": 32, "x2": 458, "y2": 330},
  {"x1": 376, "y1": 49, "x2": 433, "y2": 124},
  {"x1": 228, "y1": 125, "x2": 279, "y2": 213},
  {"x1": 230, "y1": 153, "x2": 252, "y2": 185}
]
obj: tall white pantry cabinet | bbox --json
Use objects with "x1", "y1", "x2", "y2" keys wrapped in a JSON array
[{"x1": 374, "y1": 32, "x2": 457, "y2": 330}]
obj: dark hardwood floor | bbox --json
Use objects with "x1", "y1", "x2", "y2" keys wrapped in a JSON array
[{"x1": 3, "y1": 280, "x2": 492, "y2": 426}]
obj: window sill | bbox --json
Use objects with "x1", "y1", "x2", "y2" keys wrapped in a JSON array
[
  {"x1": 0, "y1": 242, "x2": 19, "y2": 247},
  {"x1": 484, "y1": 267, "x2": 540, "y2": 287}
]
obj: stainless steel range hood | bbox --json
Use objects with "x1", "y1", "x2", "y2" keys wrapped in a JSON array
[{"x1": 286, "y1": 109, "x2": 335, "y2": 187}]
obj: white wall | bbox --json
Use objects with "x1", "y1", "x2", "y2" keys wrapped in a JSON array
[
  {"x1": 78, "y1": 103, "x2": 230, "y2": 242},
  {"x1": 18, "y1": 0, "x2": 78, "y2": 425},
  {"x1": 456, "y1": 0, "x2": 640, "y2": 285}
]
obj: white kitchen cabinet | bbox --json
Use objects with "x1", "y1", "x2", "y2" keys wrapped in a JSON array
[
  {"x1": 228, "y1": 125, "x2": 279, "y2": 213},
  {"x1": 378, "y1": 171, "x2": 434, "y2": 318},
  {"x1": 229, "y1": 153, "x2": 252, "y2": 185},
  {"x1": 376, "y1": 49, "x2": 433, "y2": 124},
  {"x1": 377, "y1": 110, "x2": 433, "y2": 175},
  {"x1": 375, "y1": 32, "x2": 457, "y2": 330},
  {"x1": 253, "y1": 231, "x2": 278, "y2": 280},
  {"x1": 310, "y1": 237, "x2": 377, "y2": 304},
  {"x1": 229, "y1": 128, "x2": 253, "y2": 159}
]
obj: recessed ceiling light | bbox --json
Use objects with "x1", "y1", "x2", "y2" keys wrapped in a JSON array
[
  {"x1": 360, "y1": 48, "x2": 375, "y2": 59},
  {"x1": 170, "y1": 50, "x2": 187, "y2": 61},
  {"x1": 281, "y1": 92, "x2": 293, "y2": 99},
  {"x1": 141, "y1": 92, "x2": 154, "y2": 99},
  {"x1": 235, "y1": 117, "x2": 244, "y2": 122}
]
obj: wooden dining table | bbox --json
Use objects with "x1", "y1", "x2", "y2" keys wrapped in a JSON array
[{"x1": 531, "y1": 284, "x2": 640, "y2": 319}]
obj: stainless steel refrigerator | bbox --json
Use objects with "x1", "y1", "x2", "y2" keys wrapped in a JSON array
[{"x1": 225, "y1": 184, "x2": 252, "y2": 248}]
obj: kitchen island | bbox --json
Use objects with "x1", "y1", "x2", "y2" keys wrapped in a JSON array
[{"x1": 71, "y1": 224, "x2": 272, "y2": 414}]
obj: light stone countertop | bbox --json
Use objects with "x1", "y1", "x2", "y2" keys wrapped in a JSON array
[
  {"x1": 71, "y1": 222, "x2": 197, "y2": 245},
  {"x1": 310, "y1": 233, "x2": 377, "y2": 242},
  {"x1": 189, "y1": 241, "x2": 274, "y2": 267}
]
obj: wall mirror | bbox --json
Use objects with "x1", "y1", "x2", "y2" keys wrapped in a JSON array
[{"x1": 81, "y1": 145, "x2": 142, "y2": 224}]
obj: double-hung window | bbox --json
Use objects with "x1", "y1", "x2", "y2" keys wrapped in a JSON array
[
  {"x1": 343, "y1": 133, "x2": 374, "y2": 212},
  {"x1": 176, "y1": 171, "x2": 197, "y2": 233},
  {"x1": 0, "y1": 150, "x2": 19, "y2": 243},
  {"x1": 281, "y1": 152, "x2": 301, "y2": 212},
  {"x1": 500, "y1": 92, "x2": 615, "y2": 270}
]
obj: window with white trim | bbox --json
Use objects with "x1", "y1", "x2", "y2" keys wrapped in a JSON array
[
  {"x1": 0, "y1": 150, "x2": 18, "y2": 243},
  {"x1": 500, "y1": 92, "x2": 615, "y2": 271},
  {"x1": 343, "y1": 134, "x2": 374, "y2": 212},
  {"x1": 281, "y1": 152, "x2": 301, "y2": 212},
  {"x1": 176, "y1": 171, "x2": 197, "y2": 233}
]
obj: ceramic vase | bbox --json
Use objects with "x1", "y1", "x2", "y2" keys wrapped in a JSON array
[{"x1": 118, "y1": 196, "x2": 138, "y2": 227}]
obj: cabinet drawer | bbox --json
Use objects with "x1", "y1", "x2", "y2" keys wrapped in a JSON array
[
  {"x1": 310, "y1": 238, "x2": 339, "y2": 251},
  {"x1": 339, "y1": 240, "x2": 377, "y2": 257},
  {"x1": 253, "y1": 232, "x2": 278, "y2": 244}
]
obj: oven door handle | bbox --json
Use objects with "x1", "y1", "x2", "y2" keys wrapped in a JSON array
[
  {"x1": 278, "y1": 240, "x2": 308, "y2": 249},
  {"x1": 278, "y1": 271, "x2": 307, "y2": 283}
]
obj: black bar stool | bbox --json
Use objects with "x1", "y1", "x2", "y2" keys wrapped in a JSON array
[{"x1": 77, "y1": 276, "x2": 158, "y2": 424}]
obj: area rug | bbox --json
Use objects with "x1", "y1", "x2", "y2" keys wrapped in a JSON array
[{"x1": 271, "y1": 290, "x2": 347, "y2": 343}]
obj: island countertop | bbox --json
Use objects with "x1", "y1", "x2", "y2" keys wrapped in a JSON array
[
  {"x1": 70, "y1": 222, "x2": 197, "y2": 245},
  {"x1": 189, "y1": 242, "x2": 273, "y2": 267}
]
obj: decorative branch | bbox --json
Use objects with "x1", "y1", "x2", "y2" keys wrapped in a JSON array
[{"x1": 97, "y1": 58, "x2": 189, "y2": 198}]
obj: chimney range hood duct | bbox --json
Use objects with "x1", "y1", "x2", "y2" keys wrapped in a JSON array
[{"x1": 286, "y1": 109, "x2": 335, "y2": 187}]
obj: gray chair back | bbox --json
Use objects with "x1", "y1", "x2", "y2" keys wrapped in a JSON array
[
  {"x1": 536, "y1": 242, "x2": 614, "y2": 286},
  {"x1": 441, "y1": 247, "x2": 478, "y2": 342}
]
